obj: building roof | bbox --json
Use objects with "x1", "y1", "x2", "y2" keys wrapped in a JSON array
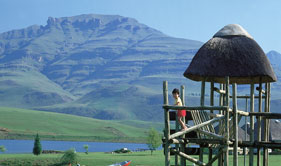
[{"x1": 183, "y1": 24, "x2": 277, "y2": 84}]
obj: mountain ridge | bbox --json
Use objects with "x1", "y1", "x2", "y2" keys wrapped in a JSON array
[{"x1": 0, "y1": 14, "x2": 280, "y2": 121}]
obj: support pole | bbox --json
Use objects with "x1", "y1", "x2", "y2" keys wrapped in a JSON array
[
  {"x1": 163, "y1": 81, "x2": 170, "y2": 166},
  {"x1": 249, "y1": 83, "x2": 255, "y2": 166},
  {"x1": 263, "y1": 82, "x2": 269, "y2": 166},
  {"x1": 180, "y1": 85, "x2": 186, "y2": 166},
  {"x1": 257, "y1": 79, "x2": 262, "y2": 166},
  {"x1": 232, "y1": 83, "x2": 238, "y2": 166},
  {"x1": 266, "y1": 83, "x2": 271, "y2": 166},
  {"x1": 209, "y1": 82, "x2": 214, "y2": 166},
  {"x1": 224, "y1": 76, "x2": 229, "y2": 166},
  {"x1": 244, "y1": 98, "x2": 248, "y2": 166},
  {"x1": 200, "y1": 79, "x2": 206, "y2": 163},
  {"x1": 218, "y1": 83, "x2": 224, "y2": 166}
]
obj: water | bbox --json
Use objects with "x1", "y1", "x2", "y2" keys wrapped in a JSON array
[{"x1": 0, "y1": 140, "x2": 158, "y2": 154}]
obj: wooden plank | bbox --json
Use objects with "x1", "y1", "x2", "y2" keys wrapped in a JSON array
[
  {"x1": 230, "y1": 96, "x2": 265, "y2": 99},
  {"x1": 171, "y1": 148, "x2": 206, "y2": 166},
  {"x1": 170, "y1": 138, "x2": 224, "y2": 145},
  {"x1": 163, "y1": 105, "x2": 228, "y2": 111},
  {"x1": 247, "y1": 112, "x2": 281, "y2": 119},
  {"x1": 197, "y1": 129, "x2": 224, "y2": 140},
  {"x1": 232, "y1": 83, "x2": 238, "y2": 166},
  {"x1": 169, "y1": 115, "x2": 225, "y2": 139}
]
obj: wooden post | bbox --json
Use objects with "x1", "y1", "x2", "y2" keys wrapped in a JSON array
[
  {"x1": 249, "y1": 83, "x2": 255, "y2": 166},
  {"x1": 224, "y1": 76, "x2": 229, "y2": 166},
  {"x1": 209, "y1": 82, "x2": 214, "y2": 166},
  {"x1": 218, "y1": 83, "x2": 224, "y2": 166},
  {"x1": 200, "y1": 79, "x2": 206, "y2": 163},
  {"x1": 257, "y1": 80, "x2": 262, "y2": 166},
  {"x1": 180, "y1": 85, "x2": 186, "y2": 166},
  {"x1": 163, "y1": 81, "x2": 170, "y2": 166},
  {"x1": 244, "y1": 98, "x2": 248, "y2": 166},
  {"x1": 266, "y1": 83, "x2": 271, "y2": 166},
  {"x1": 232, "y1": 83, "x2": 238, "y2": 166},
  {"x1": 263, "y1": 82, "x2": 269, "y2": 166}
]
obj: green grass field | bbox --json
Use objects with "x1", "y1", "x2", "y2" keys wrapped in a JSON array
[
  {"x1": 0, "y1": 107, "x2": 163, "y2": 143},
  {"x1": 1, "y1": 151, "x2": 281, "y2": 166}
]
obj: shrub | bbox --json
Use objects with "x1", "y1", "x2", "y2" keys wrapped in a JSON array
[
  {"x1": 33, "y1": 133, "x2": 42, "y2": 155},
  {"x1": 60, "y1": 149, "x2": 78, "y2": 165}
]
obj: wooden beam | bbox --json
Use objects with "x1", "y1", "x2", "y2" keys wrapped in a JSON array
[
  {"x1": 171, "y1": 149, "x2": 206, "y2": 166},
  {"x1": 169, "y1": 115, "x2": 225, "y2": 139},
  {"x1": 197, "y1": 129, "x2": 224, "y2": 140},
  {"x1": 170, "y1": 138, "x2": 224, "y2": 145},
  {"x1": 214, "y1": 87, "x2": 226, "y2": 94},
  {"x1": 247, "y1": 112, "x2": 281, "y2": 119},
  {"x1": 206, "y1": 148, "x2": 224, "y2": 166},
  {"x1": 163, "y1": 105, "x2": 228, "y2": 111}
]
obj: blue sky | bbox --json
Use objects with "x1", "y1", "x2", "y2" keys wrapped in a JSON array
[{"x1": 1, "y1": 0, "x2": 281, "y2": 53}]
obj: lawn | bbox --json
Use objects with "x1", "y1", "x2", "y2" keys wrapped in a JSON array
[
  {"x1": 1, "y1": 151, "x2": 281, "y2": 166},
  {"x1": 0, "y1": 107, "x2": 163, "y2": 143}
]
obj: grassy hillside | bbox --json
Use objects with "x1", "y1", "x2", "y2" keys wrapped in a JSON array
[{"x1": 0, "y1": 107, "x2": 163, "y2": 143}]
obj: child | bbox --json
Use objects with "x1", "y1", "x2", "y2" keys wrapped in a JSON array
[{"x1": 172, "y1": 88, "x2": 187, "y2": 131}]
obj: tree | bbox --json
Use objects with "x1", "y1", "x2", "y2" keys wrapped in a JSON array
[
  {"x1": 33, "y1": 133, "x2": 42, "y2": 155},
  {"x1": 146, "y1": 128, "x2": 161, "y2": 155},
  {"x1": 60, "y1": 148, "x2": 78, "y2": 165},
  {"x1": 0, "y1": 145, "x2": 6, "y2": 153},
  {"x1": 83, "y1": 144, "x2": 89, "y2": 154}
]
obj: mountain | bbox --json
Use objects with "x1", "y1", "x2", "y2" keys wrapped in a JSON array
[
  {"x1": 0, "y1": 14, "x2": 281, "y2": 121},
  {"x1": 0, "y1": 14, "x2": 203, "y2": 121}
]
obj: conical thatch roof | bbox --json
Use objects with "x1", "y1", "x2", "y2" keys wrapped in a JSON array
[
  {"x1": 184, "y1": 24, "x2": 277, "y2": 84},
  {"x1": 242, "y1": 120, "x2": 281, "y2": 142}
]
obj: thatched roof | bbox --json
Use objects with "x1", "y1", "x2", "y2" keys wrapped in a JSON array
[
  {"x1": 241, "y1": 120, "x2": 281, "y2": 142},
  {"x1": 184, "y1": 24, "x2": 277, "y2": 84},
  {"x1": 215, "y1": 125, "x2": 249, "y2": 141}
]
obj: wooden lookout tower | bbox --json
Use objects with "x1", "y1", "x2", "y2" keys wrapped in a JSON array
[{"x1": 162, "y1": 24, "x2": 281, "y2": 166}]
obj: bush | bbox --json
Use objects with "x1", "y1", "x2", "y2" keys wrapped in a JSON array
[
  {"x1": 83, "y1": 144, "x2": 89, "y2": 154},
  {"x1": 0, "y1": 145, "x2": 6, "y2": 153},
  {"x1": 60, "y1": 149, "x2": 78, "y2": 165},
  {"x1": 33, "y1": 134, "x2": 42, "y2": 156}
]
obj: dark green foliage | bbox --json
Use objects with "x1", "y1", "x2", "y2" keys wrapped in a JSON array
[
  {"x1": 146, "y1": 128, "x2": 162, "y2": 155},
  {"x1": 60, "y1": 149, "x2": 78, "y2": 165},
  {"x1": 33, "y1": 134, "x2": 42, "y2": 156},
  {"x1": 83, "y1": 144, "x2": 89, "y2": 154},
  {"x1": 0, "y1": 145, "x2": 6, "y2": 152}
]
